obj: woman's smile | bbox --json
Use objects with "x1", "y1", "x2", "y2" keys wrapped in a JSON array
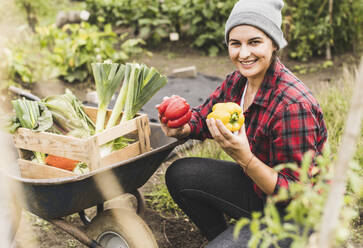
[{"x1": 239, "y1": 58, "x2": 258, "y2": 68}]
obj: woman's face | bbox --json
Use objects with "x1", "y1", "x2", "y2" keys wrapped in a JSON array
[{"x1": 228, "y1": 25, "x2": 277, "y2": 82}]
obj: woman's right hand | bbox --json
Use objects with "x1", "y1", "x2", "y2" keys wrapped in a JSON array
[
  {"x1": 156, "y1": 96, "x2": 191, "y2": 139},
  {"x1": 158, "y1": 113, "x2": 191, "y2": 139}
]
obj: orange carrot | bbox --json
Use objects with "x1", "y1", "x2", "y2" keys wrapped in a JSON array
[{"x1": 45, "y1": 155, "x2": 79, "y2": 171}]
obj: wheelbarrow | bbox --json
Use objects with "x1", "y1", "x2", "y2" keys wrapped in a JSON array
[{"x1": 6, "y1": 122, "x2": 185, "y2": 248}]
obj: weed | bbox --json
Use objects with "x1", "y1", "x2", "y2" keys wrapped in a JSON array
[
  {"x1": 66, "y1": 239, "x2": 79, "y2": 248},
  {"x1": 144, "y1": 175, "x2": 184, "y2": 218}
]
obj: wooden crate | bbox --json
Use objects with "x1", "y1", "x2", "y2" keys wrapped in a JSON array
[{"x1": 13, "y1": 106, "x2": 151, "y2": 179}]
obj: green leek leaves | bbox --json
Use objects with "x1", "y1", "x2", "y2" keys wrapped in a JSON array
[{"x1": 91, "y1": 62, "x2": 125, "y2": 132}]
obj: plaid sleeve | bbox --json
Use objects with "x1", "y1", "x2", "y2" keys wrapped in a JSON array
[
  {"x1": 270, "y1": 102, "x2": 321, "y2": 194},
  {"x1": 188, "y1": 75, "x2": 231, "y2": 140}
]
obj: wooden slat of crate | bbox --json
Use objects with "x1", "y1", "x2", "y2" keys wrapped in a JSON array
[
  {"x1": 101, "y1": 142, "x2": 141, "y2": 167},
  {"x1": 14, "y1": 106, "x2": 152, "y2": 177},
  {"x1": 136, "y1": 116, "x2": 151, "y2": 153},
  {"x1": 94, "y1": 117, "x2": 139, "y2": 146},
  {"x1": 13, "y1": 128, "x2": 91, "y2": 162},
  {"x1": 18, "y1": 159, "x2": 75, "y2": 179}
]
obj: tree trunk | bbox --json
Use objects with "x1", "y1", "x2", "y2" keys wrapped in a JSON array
[
  {"x1": 23, "y1": 2, "x2": 37, "y2": 33},
  {"x1": 326, "y1": 0, "x2": 333, "y2": 60}
]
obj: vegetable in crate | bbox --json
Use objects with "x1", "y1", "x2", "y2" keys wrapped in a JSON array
[
  {"x1": 43, "y1": 89, "x2": 95, "y2": 138},
  {"x1": 45, "y1": 155, "x2": 89, "y2": 174},
  {"x1": 158, "y1": 95, "x2": 192, "y2": 128},
  {"x1": 8, "y1": 98, "x2": 53, "y2": 164},
  {"x1": 207, "y1": 102, "x2": 244, "y2": 132},
  {"x1": 45, "y1": 155, "x2": 79, "y2": 171}
]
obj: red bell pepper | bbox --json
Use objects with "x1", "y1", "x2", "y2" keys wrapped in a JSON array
[
  {"x1": 158, "y1": 95, "x2": 191, "y2": 128},
  {"x1": 167, "y1": 109, "x2": 192, "y2": 128},
  {"x1": 157, "y1": 96, "x2": 178, "y2": 115}
]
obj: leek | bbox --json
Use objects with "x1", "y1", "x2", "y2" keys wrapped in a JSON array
[
  {"x1": 121, "y1": 63, "x2": 142, "y2": 122},
  {"x1": 91, "y1": 62, "x2": 125, "y2": 132},
  {"x1": 106, "y1": 63, "x2": 131, "y2": 129},
  {"x1": 92, "y1": 62, "x2": 167, "y2": 156},
  {"x1": 120, "y1": 63, "x2": 167, "y2": 122}
]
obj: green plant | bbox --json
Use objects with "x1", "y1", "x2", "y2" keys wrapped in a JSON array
[
  {"x1": 145, "y1": 175, "x2": 184, "y2": 217},
  {"x1": 4, "y1": 47, "x2": 36, "y2": 84},
  {"x1": 178, "y1": 0, "x2": 236, "y2": 56},
  {"x1": 86, "y1": 0, "x2": 172, "y2": 45},
  {"x1": 234, "y1": 148, "x2": 361, "y2": 247},
  {"x1": 36, "y1": 22, "x2": 145, "y2": 83},
  {"x1": 291, "y1": 60, "x2": 334, "y2": 75},
  {"x1": 283, "y1": 0, "x2": 363, "y2": 61},
  {"x1": 178, "y1": 139, "x2": 233, "y2": 161}
]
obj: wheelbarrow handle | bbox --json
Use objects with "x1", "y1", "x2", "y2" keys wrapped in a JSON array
[
  {"x1": 8, "y1": 86, "x2": 41, "y2": 101},
  {"x1": 47, "y1": 218, "x2": 104, "y2": 248}
]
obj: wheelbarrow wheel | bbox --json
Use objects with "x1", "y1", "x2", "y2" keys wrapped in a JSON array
[{"x1": 86, "y1": 209, "x2": 158, "y2": 248}]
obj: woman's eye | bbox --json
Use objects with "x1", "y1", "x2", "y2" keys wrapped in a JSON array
[{"x1": 250, "y1": 40, "x2": 261, "y2": 45}]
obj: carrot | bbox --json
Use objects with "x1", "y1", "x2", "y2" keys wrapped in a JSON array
[{"x1": 45, "y1": 155, "x2": 79, "y2": 171}]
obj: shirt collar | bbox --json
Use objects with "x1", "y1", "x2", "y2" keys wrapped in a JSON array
[{"x1": 253, "y1": 58, "x2": 283, "y2": 108}]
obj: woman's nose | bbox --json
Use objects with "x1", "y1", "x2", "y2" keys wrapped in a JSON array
[{"x1": 238, "y1": 44, "x2": 250, "y2": 59}]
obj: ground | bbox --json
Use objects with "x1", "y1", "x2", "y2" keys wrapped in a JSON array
[{"x1": 9, "y1": 49, "x2": 360, "y2": 248}]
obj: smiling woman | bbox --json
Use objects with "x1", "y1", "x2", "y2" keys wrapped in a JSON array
[{"x1": 157, "y1": 0, "x2": 328, "y2": 247}]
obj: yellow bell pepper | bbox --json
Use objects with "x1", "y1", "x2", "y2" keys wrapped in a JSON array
[{"x1": 207, "y1": 102, "x2": 245, "y2": 132}]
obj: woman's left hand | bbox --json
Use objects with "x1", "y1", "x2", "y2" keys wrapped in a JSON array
[{"x1": 206, "y1": 118, "x2": 253, "y2": 166}]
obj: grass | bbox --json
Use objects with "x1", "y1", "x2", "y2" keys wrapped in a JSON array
[{"x1": 317, "y1": 66, "x2": 363, "y2": 169}]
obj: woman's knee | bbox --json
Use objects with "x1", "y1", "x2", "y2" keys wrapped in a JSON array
[{"x1": 165, "y1": 157, "x2": 205, "y2": 191}]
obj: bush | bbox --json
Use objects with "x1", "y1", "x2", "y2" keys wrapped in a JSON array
[
  {"x1": 85, "y1": 0, "x2": 362, "y2": 59},
  {"x1": 85, "y1": 0, "x2": 235, "y2": 55},
  {"x1": 5, "y1": 22, "x2": 146, "y2": 84},
  {"x1": 37, "y1": 22, "x2": 146, "y2": 83},
  {"x1": 85, "y1": 0, "x2": 172, "y2": 46},
  {"x1": 283, "y1": 0, "x2": 363, "y2": 61}
]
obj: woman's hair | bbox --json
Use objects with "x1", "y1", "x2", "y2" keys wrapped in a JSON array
[{"x1": 271, "y1": 50, "x2": 279, "y2": 64}]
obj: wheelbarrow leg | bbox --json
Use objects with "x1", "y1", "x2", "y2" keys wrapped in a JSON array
[
  {"x1": 47, "y1": 218, "x2": 104, "y2": 248},
  {"x1": 131, "y1": 189, "x2": 145, "y2": 216},
  {"x1": 79, "y1": 204, "x2": 104, "y2": 225}
]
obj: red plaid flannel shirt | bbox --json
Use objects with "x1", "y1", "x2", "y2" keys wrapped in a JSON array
[{"x1": 188, "y1": 59, "x2": 328, "y2": 198}]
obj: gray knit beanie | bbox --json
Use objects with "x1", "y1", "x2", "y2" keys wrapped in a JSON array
[{"x1": 225, "y1": 0, "x2": 287, "y2": 49}]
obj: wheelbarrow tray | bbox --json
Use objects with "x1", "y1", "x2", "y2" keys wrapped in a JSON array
[{"x1": 7, "y1": 123, "x2": 184, "y2": 219}]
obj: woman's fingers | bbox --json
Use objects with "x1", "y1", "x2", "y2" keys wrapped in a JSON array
[
  {"x1": 206, "y1": 118, "x2": 218, "y2": 138},
  {"x1": 215, "y1": 119, "x2": 234, "y2": 139},
  {"x1": 207, "y1": 118, "x2": 230, "y2": 144}
]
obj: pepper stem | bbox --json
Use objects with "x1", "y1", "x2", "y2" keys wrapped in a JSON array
[{"x1": 230, "y1": 112, "x2": 239, "y2": 123}]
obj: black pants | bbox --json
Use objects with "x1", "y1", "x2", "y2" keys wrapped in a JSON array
[{"x1": 165, "y1": 157, "x2": 291, "y2": 248}]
